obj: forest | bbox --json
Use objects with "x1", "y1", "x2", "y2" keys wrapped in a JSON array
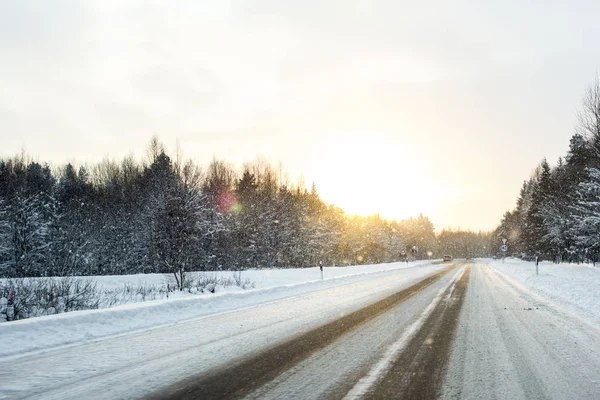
[
  {"x1": 493, "y1": 78, "x2": 600, "y2": 264},
  {"x1": 0, "y1": 138, "x2": 489, "y2": 285}
]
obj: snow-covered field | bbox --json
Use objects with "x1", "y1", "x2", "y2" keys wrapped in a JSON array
[
  {"x1": 486, "y1": 258, "x2": 600, "y2": 326},
  {"x1": 0, "y1": 260, "x2": 435, "y2": 359},
  {"x1": 88, "y1": 261, "x2": 432, "y2": 290}
]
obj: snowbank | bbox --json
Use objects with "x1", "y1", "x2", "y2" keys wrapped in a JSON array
[
  {"x1": 84, "y1": 261, "x2": 436, "y2": 290},
  {"x1": 1, "y1": 261, "x2": 438, "y2": 320},
  {"x1": 486, "y1": 258, "x2": 600, "y2": 326}
]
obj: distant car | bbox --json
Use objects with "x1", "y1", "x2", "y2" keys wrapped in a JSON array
[{"x1": 443, "y1": 255, "x2": 453, "y2": 262}]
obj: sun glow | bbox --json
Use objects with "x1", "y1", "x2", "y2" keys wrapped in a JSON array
[{"x1": 305, "y1": 132, "x2": 440, "y2": 221}]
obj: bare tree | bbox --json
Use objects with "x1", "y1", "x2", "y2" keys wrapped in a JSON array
[
  {"x1": 147, "y1": 135, "x2": 166, "y2": 165},
  {"x1": 576, "y1": 75, "x2": 600, "y2": 155},
  {"x1": 204, "y1": 158, "x2": 235, "y2": 195}
]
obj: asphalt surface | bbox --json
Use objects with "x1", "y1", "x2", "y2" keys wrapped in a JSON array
[
  {"x1": 149, "y1": 265, "x2": 459, "y2": 400},
  {"x1": 365, "y1": 266, "x2": 470, "y2": 399}
]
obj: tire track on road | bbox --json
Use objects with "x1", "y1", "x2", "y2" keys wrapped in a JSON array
[
  {"x1": 360, "y1": 265, "x2": 471, "y2": 400},
  {"x1": 148, "y1": 265, "x2": 459, "y2": 400}
]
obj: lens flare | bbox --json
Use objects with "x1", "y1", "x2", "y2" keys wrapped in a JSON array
[{"x1": 216, "y1": 190, "x2": 242, "y2": 214}]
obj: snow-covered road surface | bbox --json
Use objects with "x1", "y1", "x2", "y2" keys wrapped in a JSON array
[
  {"x1": 2, "y1": 260, "x2": 600, "y2": 400},
  {"x1": 442, "y1": 262, "x2": 600, "y2": 400},
  {"x1": 153, "y1": 265, "x2": 464, "y2": 400}
]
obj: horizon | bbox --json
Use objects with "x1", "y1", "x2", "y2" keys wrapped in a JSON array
[{"x1": 0, "y1": 142, "x2": 494, "y2": 233}]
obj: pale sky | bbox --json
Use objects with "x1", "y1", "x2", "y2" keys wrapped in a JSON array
[{"x1": 2, "y1": 1, "x2": 600, "y2": 231}]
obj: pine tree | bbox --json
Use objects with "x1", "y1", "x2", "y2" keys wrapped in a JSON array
[
  {"x1": 4, "y1": 193, "x2": 53, "y2": 277},
  {"x1": 571, "y1": 167, "x2": 600, "y2": 263},
  {"x1": 522, "y1": 159, "x2": 552, "y2": 259},
  {"x1": 0, "y1": 198, "x2": 11, "y2": 276}
]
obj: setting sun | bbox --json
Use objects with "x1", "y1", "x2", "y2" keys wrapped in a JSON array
[{"x1": 305, "y1": 132, "x2": 439, "y2": 221}]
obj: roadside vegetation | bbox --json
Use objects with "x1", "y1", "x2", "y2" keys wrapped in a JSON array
[
  {"x1": 0, "y1": 272, "x2": 255, "y2": 322},
  {"x1": 493, "y1": 77, "x2": 600, "y2": 264},
  {"x1": 0, "y1": 138, "x2": 489, "y2": 287}
]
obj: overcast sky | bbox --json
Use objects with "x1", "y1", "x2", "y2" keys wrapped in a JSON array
[{"x1": 2, "y1": 1, "x2": 600, "y2": 231}]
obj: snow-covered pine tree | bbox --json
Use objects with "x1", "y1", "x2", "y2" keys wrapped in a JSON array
[
  {"x1": 571, "y1": 167, "x2": 600, "y2": 263},
  {"x1": 0, "y1": 198, "x2": 11, "y2": 276}
]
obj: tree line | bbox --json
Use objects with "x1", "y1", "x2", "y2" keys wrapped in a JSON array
[
  {"x1": 0, "y1": 138, "x2": 488, "y2": 285},
  {"x1": 493, "y1": 77, "x2": 600, "y2": 264}
]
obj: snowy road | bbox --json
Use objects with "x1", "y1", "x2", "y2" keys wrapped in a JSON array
[
  {"x1": 152, "y1": 265, "x2": 463, "y2": 400},
  {"x1": 2, "y1": 260, "x2": 600, "y2": 399},
  {"x1": 442, "y1": 262, "x2": 600, "y2": 400}
]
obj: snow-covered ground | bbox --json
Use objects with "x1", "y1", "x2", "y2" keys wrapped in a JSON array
[
  {"x1": 2, "y1": 259, "x2": 600, "y2": 400},
  {"x1": 88, "y1": 261, "x2": 435, "y2": 290},
  {"x1": 0, "y1": 261, "x2": 437, "y2": 317},
  {"x1": 0, "y1": 261, "x2": 450, "y2": 399},
  {"x1": 485, "y1": 258, "x2": 600, "y2": 326},
  {"x1": 0, "y1": 260, "x2": 435, "y2": 359}
]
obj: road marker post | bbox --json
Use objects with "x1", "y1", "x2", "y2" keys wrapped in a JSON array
[
  {"x1": 319, "y1": 261, "x2": 323, "y2": 280},
  {"x1": 500, "y1": 242, "x2": 508, "y2": 263}
]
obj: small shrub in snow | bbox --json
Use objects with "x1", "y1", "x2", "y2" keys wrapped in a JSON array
[
  {"x1": 232, "y1": 271, "x2": 255, "y2": 290},
  {"x1": 0, "y1": 271, "x2": 255, "y2": 322},
  {"x1": 194, "y1": 273, "x2": 219, "y2": 293},
  {"x1": 0, "y1": 277, "x2": 99, "y2": 321},
  {"x1": 0, "y1": 297, "x2": 7, "y2": 314},
  {"x1": 169, "y1": 272, "x2": 255, "y2": 294},
  {"x1": 98, "y1": 283, "x2": 169, "y2": 309}
]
